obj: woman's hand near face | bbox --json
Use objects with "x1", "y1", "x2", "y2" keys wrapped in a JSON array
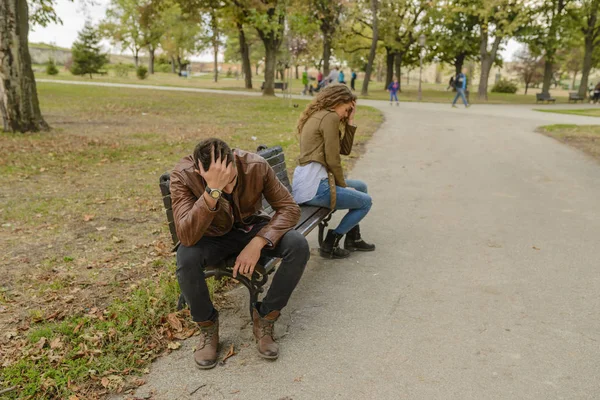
[{"x1": 348, "y1": 101, "x2": 357, "y2": 125}]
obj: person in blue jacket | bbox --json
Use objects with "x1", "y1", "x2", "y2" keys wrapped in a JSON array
[
  {"x1": 387, "y1": 76, "x2": 400, "y2": 106},
  {"x1": 452, "y1": 68, "x2": 470, "y2": 108},
  {"x1": 338, "y1": 68, "x2": 346, "y2": 84}
]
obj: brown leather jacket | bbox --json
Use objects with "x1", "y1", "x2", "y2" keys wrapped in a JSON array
[
  {"x1": 297, "y1": 109, "x2": 356, "y2": 188},
  {"x1": 170, "y1": 150, "x2": 301, "y2": 247}
]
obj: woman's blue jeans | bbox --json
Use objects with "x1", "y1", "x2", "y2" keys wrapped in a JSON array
[{"x1": 303, "y1": 179, "x2": 372, "y2": 235}]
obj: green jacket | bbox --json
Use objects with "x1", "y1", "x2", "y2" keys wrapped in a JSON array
[{"x1": 302, "y1": 71, "x2": 309, "y2": 85}]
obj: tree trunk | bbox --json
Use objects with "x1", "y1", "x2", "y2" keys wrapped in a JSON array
[
  {"x1": 579, "y1": 35, "x2": 594, "y2": 98},
  {"x1": 478, "y1": 32, "x2": 502, "y2": 101},
  {"x1": 237, "y1": 22, "x2": 252, "y2": 89},
  {"x1": 295, "y1": 65, "x2": 299, "y2": 80},
  {"x1": 133, "y1": 50, "x2": 139, "y2": 68},
  {"x1": 263, "y1": 45, "x2": 277, "y2": 96},
  {"x1": 394, "y1": 52, "x2": 402, "y2": 91},
  {"x1": 571, "y1": 70, "x2": 578, "y2": 89},
  {"x1": 322, "y1": 32, "x2": 332, "y2": 76},
  {"x1": 170, "y1": 56, "x2": 176, "y2": 74},
  {"x1": 176, "y1": 55, "x2": 182, "y2": 74},
  {"x1": 0, "y1": 0, "x2": 49, "y2": 132},
  {"x1": 361, "y1": 0, "x2": 379, "y2": 96},
  {"x1": 398, "y1": 62, "x2": 402, "y2": 92},
  {"x1": 213, "y1": 44, "x2": 218, "y2": 82},
  {"x1": 455, "y1": 52, "x2": 466, "y2": 75},
  {"x1": 385, "y1": 47, "x2": 394, "y2": 88},
  {"x1": 148, "y1": 46, "x2": 155, "y2": 74},
  {"x1": 525, "y1": 82, "x2": 529, "y2": 95},
  {"x1": 541, "y1": 59, "x2": 553, "y2": 96},
  {"x1": 478, "y1": 57, "x2": 491, "y2": 100}
]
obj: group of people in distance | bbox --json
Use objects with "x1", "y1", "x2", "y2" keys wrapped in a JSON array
[
  {"x1": 170, "y1": 84, "x2": 374, "y2": 369},
  {"x1": 302, "y1": 66, "x2": 359, "y2": 95}
]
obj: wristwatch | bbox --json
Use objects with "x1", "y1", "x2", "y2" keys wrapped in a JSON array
[{"x1": 205, "y1": 186, "x2": 223, "y2": 200}]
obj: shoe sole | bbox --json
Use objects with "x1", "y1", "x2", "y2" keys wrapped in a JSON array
[
  {"x1": 345, "y1": 247, "x2": 376, "y2": 252},
  {"x1": 258, "y1": 351, "x2": 279, "y2": 360},
  {"x1": 195, "y1": 361, "x2": 217, "y2": 370},
  {"x1": 319, "y1": 250, "x2": 351, "y2": 259}
]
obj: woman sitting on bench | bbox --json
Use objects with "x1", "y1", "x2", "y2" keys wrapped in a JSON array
[{"x1": 292, "y1": 84, "x2": 376, "y2": 259}]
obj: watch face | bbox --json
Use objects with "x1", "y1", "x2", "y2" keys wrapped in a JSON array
[{"x1": 210, "y1": 190, "x2": 221, "y2": 199}]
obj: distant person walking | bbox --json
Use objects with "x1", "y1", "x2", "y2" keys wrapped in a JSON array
[
  {"x1": 326, "y1": 66, "x2": 339, "y2": 85},
  {"x1": 338, "y1": 69, "x2": 346, "y2": 85},
  {"x1": 452, "y1": 68, "x2": 470, "y2": 108},
  {"x1": 302, "y1": 69, "x2": 310, "y2": 95},
  {"x1": 351, "y1": 70, "x2": 357, "y2": 91},
  {"x1": 387, "y1": 77, "x2": 400, "y2": 106}
]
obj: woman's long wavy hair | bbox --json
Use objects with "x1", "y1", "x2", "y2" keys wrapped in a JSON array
[{"x1": 297, "y1": 84, "x2": 357, "y2": 135}]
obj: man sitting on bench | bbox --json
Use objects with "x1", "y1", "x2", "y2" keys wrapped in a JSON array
[{"x1": 170, "y1": 138, "x2": 309, "y2": 369}]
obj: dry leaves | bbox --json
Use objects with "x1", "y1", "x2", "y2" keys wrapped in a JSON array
[
  {"x1": 222, "y1": 344, "x2": 235, "y2": 363},
  {"x1": 167, "y1": 341, "x2": 181, "y2": 350},
  {"x1": 166, "y1": 313, "x2": 182, "y2": 332},
  {"x1": 83, "y1": 214, "x2": 95, "y2": 222}
]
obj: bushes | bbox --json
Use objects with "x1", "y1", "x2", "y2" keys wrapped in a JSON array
[
  {"x1": 46, "y1": 58, "x2": 59, "y2": 75},
  {"x1": 155, "y1": 64, "x2": 171, "y2": 73},
  {"x1": 492, "y1": 79, "x2": 518, "y2": 94},
  {"x1": 113, "y1": 63, "x2": 134, "y2": 77},
  {"x1": 136, "y1": 65, "x2": 148, "y2": 80}
]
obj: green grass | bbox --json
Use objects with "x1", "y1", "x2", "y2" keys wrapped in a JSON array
[
  {"x1": 535, "y1": 108, "x2": 600, "y2": 117},
  {"x1": 0, "y1": 82, "x2": 383, "y2": 399},
  {"x1": 538, "y1": 124, "x2": 600, "y2": 161},
  {"x1": 33, "y1": 68, "x2": 568, "y2": 105}
]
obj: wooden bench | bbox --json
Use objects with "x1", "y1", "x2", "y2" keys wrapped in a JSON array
[
  {"x1": 568, "y1": 92, "x2": 584, "y2": 103},
  {"x1": 261, "y1": 82, "x2": 288, "y2": 91},
  {"x1": 536, "y1": 93, "x2": 556, "y2": 103},
  {"x1": 159, "y1": 145, "x2": 334, "y2": 317}
]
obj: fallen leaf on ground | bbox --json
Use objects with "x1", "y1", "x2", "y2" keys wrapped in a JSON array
[
  {"x1": 166, "y1": 313, "x2": 182, "y2": 331},
  {"x1": 50, "y1": 337, "x2": 63, "y2": 349},
  {"x1": 68, "y1": 396, "x2": 79, "y2": 400},
  {"x1": 532, "y1": 246, "x2": 540, "y2": 250},
  {"x1": 96, "y1": 226, "x2": 107, "y2": 231},
  {"x1": 112, "y1": 236, "x2": 123, "y2": 243},
  {"x1": 83, "y1": 214, "x2": 95, "y2": 222},
  {"x1": 36, "y1": 337, "x2": 47, "y2": 349},
  {"x1": 173, "y1": 328, "x2": 196, "y2": 340},
  {"x1": 222, "y1": 344, "x2": 235, "y2": 363},
  {"x1": 73, "y1": 320, "x2": 85, "y2": 333},
  {"x1": 167, "y1": 341, "x2": 181, "y2": 350}
]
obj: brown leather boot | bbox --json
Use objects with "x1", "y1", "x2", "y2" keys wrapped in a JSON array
[
  {"x1": 194, "y1": 312, "x2": 219, "y2": 369},
  {"x1": 252, "y1": 304, "x2": 280, "y2": 359}
]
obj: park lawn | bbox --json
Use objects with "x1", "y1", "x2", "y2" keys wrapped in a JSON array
[
  {"x1": 35, "y1": 68, "x2": 570, "y2": 105},
  {"x1": 535, "y1": 108, "x2": 600, "y2": 117},
  {"x1": 539, "y1": 124, "x2": 600, "y2": 160},
  {"x1": 0, "y1": 83, "x2": 383, "y2": 399}
]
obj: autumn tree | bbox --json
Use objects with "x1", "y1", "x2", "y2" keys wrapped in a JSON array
[
  {"x1": 310, "y1": 0, "x2": 344, "y2": 75},
  {"x1": 100, "y1": 0, "x2": 145, "y2": 67},
  {"x1": 577, "y1": 0, "x2": 600, "y2": 98},
  {"x1": 361, "y1": 0, "x2": 379, "y2": 96},
  {"x1": 470, "y1": 0, "x2": 526, "y2": 100},
  {"x1": 524, "y1": 0, "x2": 574, "y2": 96},
  {"x1": 510, "y1": 46, "x2": 543, "y2": 94},
  {"x1": 0, "y1": 0, "x2": 50, "y2": 132}
]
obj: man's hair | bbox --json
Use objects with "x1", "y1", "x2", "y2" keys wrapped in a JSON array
[{"x1": 193, "y1": 138, "x2": 233, "y2": 171}]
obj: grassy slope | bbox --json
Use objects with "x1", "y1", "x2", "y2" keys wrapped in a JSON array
[{"x1": 0, "y1": 83, "x2": 383, "y2": 399}]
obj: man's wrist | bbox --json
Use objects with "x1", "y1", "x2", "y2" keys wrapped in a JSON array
[{"x1": 251, "y1": 236, "x2": 269, "y2": 249}]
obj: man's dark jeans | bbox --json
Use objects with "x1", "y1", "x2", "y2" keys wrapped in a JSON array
[{"x1": 176, "y1": 223, "x2": 310, "y2": 322}]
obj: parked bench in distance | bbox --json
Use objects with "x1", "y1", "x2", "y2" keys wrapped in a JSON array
[{"x1": 536, "y1": 93, "x2": 556, "y2": 104}]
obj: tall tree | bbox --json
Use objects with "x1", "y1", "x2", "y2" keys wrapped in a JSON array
[
  {"x1": 426, "y1": 0, "x2": 480, "y2": 76},
  {"x1": 100, "y1": 0, "x2": 145, "y2": 67},
  {"x1": 139, "y1": 0, "x2": 166, "y2": 74},
  {"x1": 361, "y1": 0, "x2": 379, "y2": 96},
  {"x1": 310, "y1": 0, "x2": 344, "y2": 76},
  {"x1": 525, "y1": 0, "x2": 573, "y2": 96},
  {"x1": 160, "y1": 2, "x2": 201, "y2": 74},
  {"x1": 470, "y1": 0, "x2": 525, "y2": 100},
  {"x1": 0, "y1": 0, "x2": 49, "y2": 132},
  {"x1": 247, "y1": 0, "x2": 286, "y2": 96},
  {"x1": 578, "y1": 0, "x2": 600, "y2": 98}
]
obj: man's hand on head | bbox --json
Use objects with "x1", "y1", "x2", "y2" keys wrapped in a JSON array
[
  {"x1": 194, "y1": 146, "x2": 235, "y2": 190},
  {"x1": 233, "y1": 236, "x2": 269, "y2": 278}
]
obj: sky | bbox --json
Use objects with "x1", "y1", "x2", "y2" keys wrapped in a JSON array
[{"x1": 29, "y1": 0, "x2": 521, "y2": 63}]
